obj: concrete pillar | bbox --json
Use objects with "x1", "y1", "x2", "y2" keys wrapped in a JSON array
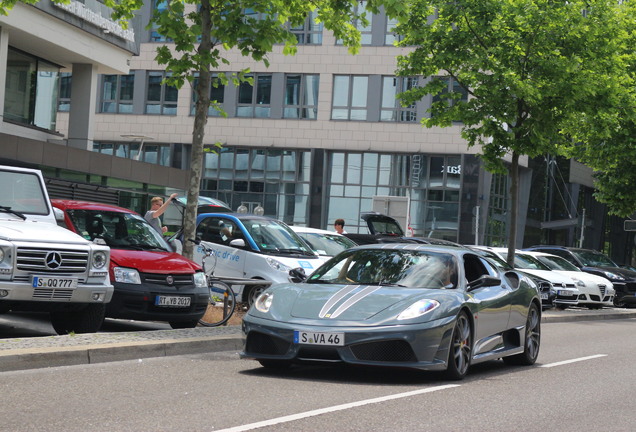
[{"x1": 67, "y1": 63, "x2": 97, "y2": 150}]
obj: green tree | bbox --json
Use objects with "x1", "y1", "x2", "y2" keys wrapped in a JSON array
[
  {"x1": 388, "y1": 0, "x2": 634, "y2": 264},
  {"x1": 0, "y1": 0, "x2": 393, "y2": 259}
]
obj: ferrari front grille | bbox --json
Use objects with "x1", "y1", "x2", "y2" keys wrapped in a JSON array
[
  {"x1": 351, "y1": 340, "x2": 417, "y2": 363},
  {"x1": 245, "y1": 332, "x2": 290, "y2": 355}
]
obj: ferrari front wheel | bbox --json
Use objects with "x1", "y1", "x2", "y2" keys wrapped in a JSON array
[
  {"x1": 445, "y1": 311, "x2": 472, "y2": 380},
  {"x1": 503, "y1": 302, "x2": 541, "y2": 366}
]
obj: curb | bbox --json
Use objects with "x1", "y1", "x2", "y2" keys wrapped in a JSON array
[{"x1": 0, "y1": 334, "x2": 243, "y2": 372}]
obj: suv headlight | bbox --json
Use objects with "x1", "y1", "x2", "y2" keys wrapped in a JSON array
[
  {"x1": 193, "y1": 271, "x2": 207, "y2": 288},
  {"x1": 92, "y1": 251, "x2": 107, "y2": 269},
  {"x1": 602, "y1": 271, "x2": 625, "y2": 281},
  {"x1": 114, "y1": 267, "x2": 141, "y2": 284}
]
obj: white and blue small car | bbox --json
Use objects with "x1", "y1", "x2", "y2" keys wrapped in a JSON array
[{"x1": 191, "y1": 213, "x2": 327, "y2": 305}]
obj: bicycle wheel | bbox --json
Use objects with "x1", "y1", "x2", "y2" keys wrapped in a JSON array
[{"x1": 198, "y1": 280, "x2": 237, "y2": 327}]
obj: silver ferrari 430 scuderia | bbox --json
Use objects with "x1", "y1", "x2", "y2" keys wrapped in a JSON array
[{"x1": 241, "y1": 244, "x2": 541, "y2": 380}]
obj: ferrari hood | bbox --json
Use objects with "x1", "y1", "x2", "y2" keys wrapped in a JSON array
[{"x1": 289, "y1": 283, "x2": 440, "y2": 321}]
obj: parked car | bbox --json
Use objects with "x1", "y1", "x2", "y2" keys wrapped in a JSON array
[
  {"x1": 52, "y1": 200, "x2": 209, "y2": 329},
  {"x1": 290, "y1": 226, "x2": 357, "y2": 259},
  {"x1": 472, "y1": 246, "x2": 580, "y2": 309},
  {"x1": 241, "y1": 244, "x2": 542, "y2": 379},
  {"x1": 190, "y1": 213, "x2": 327, "y2": 306},
  {"x1": 524, "y1": 245, "x2": 636, "y2": 307},
  {"x1": 343, "y1": 212, "x2": 462, "y2": 247},
  {"x1": 522, "y1": 250, "x2": 615, "y2": 308},
  {"x1": 464, "y1": 246, "x2": 556, "y2": 310}
]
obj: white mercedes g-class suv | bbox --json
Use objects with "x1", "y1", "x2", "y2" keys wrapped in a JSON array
[{"x1": 0, "y1": 164, "x2": 113, "y2": 334}]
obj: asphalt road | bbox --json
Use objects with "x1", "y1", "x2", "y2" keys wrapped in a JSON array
[{"x1": 0, "y1": 318, "x2": 634, "y2": 432}]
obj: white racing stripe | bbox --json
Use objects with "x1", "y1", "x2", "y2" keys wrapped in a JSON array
[
  {"x1": 539, "y1": 354, "x2": 607, "y2": 368},
  {"x1": 215, "y1": 384, "x2": 460, "y2": 432}
]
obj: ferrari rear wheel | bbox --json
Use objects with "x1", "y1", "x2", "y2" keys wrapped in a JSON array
[
  {"x1": 503, "y1": 302, "x2": 541, "y2": 366},
  {"x1": 445, "y1": 311, "x2": 472, "y2": 380}
]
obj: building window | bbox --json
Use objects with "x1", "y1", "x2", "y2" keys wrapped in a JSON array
[
  {"x1": 100, "y1": 74, "x2": 134, "y2": 113},
  {"x1": 4, "y1": 47, "x2": 59, "y2": 131},
  {"x1": 237, "y1": 73, "x2": 272, "y2": 118},
  {"x1": 146, "y1": 71, "x2": 178, "y2": 115},
  {"x1": 288, "y1": 11, "x2": 323, "y2": 44},
  {"x1": 191, "y1": 74, "x2": 225, "y2": 116},
  {"x1": 150, "y1": 0, "x2": 171, "y2": 42},
  {"x1": 385, "y1": 16, "x2": 405, "y2": 45},
  {"x1": 93, "y1": 141, "x2": 171, "y2": 167},
  {"x1": 58, "y1": 72, "x2": 71, "y2": 112},
  {"x1": 381, "y1": 76, "x2": 418, "y2": 122},
  {"x1": 284, "y1": 74, "x2": 319, "y2": 119},
  {"x1": 336, "y1": 1, "x2": 372, "y2": 46},
  {"x1": 331, "y1": 75, "x2": 368, "y2": 121},
  {"x1": 202, "y1": 147, "x2": 311, "y2": 225},
  {"x1": 431, "y1": 76, "x2": 469, "y2": 119}
]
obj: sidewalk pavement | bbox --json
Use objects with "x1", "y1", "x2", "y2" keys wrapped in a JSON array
[{"x1": 1, "y1": 307, "x2": 635, "y2": 373}]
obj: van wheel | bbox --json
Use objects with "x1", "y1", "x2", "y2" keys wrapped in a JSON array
[
  {"x1": 50, "y1": 304, "x2": 105, "y2": 335},
  {"x1": 245, "y1": 284, "x2": 267, "y2": 308}
]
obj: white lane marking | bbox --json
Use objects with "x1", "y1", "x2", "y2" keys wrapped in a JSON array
[
  {"x1": 215, "y1": 384, "x2": 460, "y2": 432},
  {"x1": 539, "y1": 354, "x2": 607, "y2": 368}
]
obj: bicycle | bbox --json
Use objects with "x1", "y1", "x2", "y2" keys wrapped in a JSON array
[{"x1": 190, "y1": 239, "x2": 237, "y2": 327}]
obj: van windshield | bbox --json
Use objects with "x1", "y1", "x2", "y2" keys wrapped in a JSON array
[
  {"x1": 67, "y1": 209, "x2": 171, "y2": 251},
  {"x1": 242, "y1": 218, "x2": 316, "y2": 257}
]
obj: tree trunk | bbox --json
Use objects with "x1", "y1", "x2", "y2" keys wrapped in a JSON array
[
  {"x1": 506, "y1": 151, "x2": 519, "y2": 267},
  {"x1": 182, "y1": 0, "x2": 213, "y2": 259}
]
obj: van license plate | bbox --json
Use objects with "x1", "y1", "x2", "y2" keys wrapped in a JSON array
[
  {"x1": 294, "y1": 331, "x2": 344, "y2": 346},
  {"x1": 32, "y1": 276, "x2": 78, "y2": 289},
  {"x1": 155, "y1": 296, "x2": 191, "y2": 307}
]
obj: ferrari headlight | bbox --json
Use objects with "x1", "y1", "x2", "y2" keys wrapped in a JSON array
[
  {"x1": 114, "y1": 267, "x2": 141, "y2": 284},
  {"x1": 193, "y1": 271, "x2": 207, "y2": 288},
  {"x1": 397, "y1": 299, "x2": 440, "y2": 320},
  {"x1": 602, "y1": 271, "x2": 625, "y2": 281},
  {"x1": 266, "y1": 257, "x2": 291, "y2": 273},
  {"x1": 255, "y1": 291, "x2": 273, "y2": 313}
]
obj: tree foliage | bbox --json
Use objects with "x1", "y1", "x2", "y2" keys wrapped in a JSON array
[{"x1": 386, "y1": 0, "x2": 635, "y2": 261}]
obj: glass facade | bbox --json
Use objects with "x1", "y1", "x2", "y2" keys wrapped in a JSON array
[
  {"x1": 4, "y1": 47, "x2": 59, "y2": 131},
  {"x1": 202, "y1": 147, "x2": 311, "y2": 226}
]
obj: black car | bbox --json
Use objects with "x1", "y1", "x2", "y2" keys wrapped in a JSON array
[{"x1": 524, "y1": 246, "x2": 636, "y2": 307}]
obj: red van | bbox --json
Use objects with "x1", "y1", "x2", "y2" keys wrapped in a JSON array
[{"x1": 51, "y1": 200, "x2": 209, "y2": 329}]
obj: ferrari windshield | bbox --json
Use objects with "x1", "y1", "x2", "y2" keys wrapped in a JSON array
[
  {"x1": 308, "y1": 249, "x2": 459, "y2": 288},
  {"x1": 66, "y1": 209, "x2": 171, "y2": 251}
]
